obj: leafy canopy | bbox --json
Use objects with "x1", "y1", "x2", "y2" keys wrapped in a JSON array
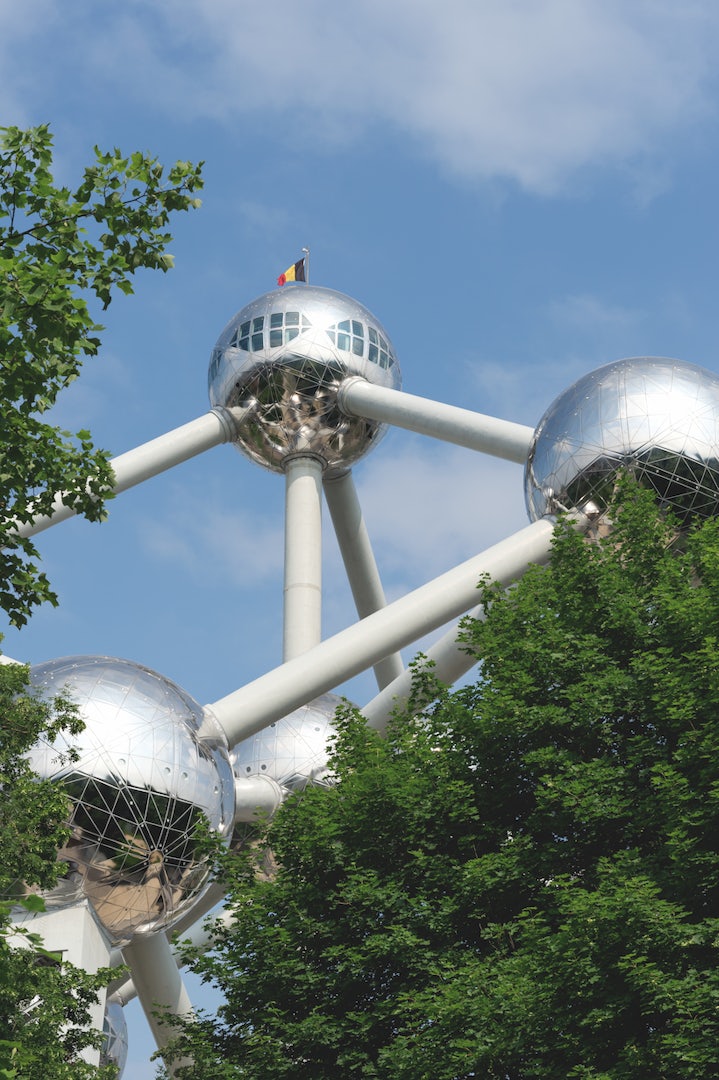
[
  {"x1": 0, "y1": 124, "x2": 203, "y2": 626},
  {"x1": 0, "y1": 123, "x2": 203, "y2": 1075},
  {"x1": 0, "y1": 662, "x2": 116, "y2": 1078},
  {"x1": 168, "y1": 482, "x2": 719, "y2": 1079}
]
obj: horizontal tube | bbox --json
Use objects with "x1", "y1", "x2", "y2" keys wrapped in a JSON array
[{"x1": 338, "y1": 378, "x2": 533, "y2": 463}]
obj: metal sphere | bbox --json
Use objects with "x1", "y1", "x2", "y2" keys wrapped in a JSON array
[
  {"x1": 101, "y1": 1000, "x2": 128, "y2": 1075},
  {"x1": 230, "y1": 692, "x2": 342, "y2": 798},
  {"x1": 525, "y1": 357, "x2": 719, "y2": 522},
  {"x1": 208, "y1": 284, "x2": 401, "y2": 475},
  {"x1": 26, "y1": 656, "x2": 235, "y2": 943}
]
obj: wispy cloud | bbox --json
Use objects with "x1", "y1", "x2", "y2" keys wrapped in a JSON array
[
  {"x1": 45, "y1": 353, "x2": 136, "y2": 437},
  {"x1": 2, "y1": 3, "x2": 717, "y2": 192},
  {"x1": 35, "y1": 0, "x2": 716, "y2": 193},
  {"x1": 136, "y1": 440, "x2": 529, "y2": 629}
]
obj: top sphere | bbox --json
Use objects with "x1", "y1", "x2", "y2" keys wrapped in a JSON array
[
  {"x1": 525, "y1": 356, "x2": 719, "y2": 523},
  {"x1": 208, "y1": 284, "x2": 401, "y2": 475},
  {"x1": 25, "y1": 656, "x2": 235, "y2": 943}
]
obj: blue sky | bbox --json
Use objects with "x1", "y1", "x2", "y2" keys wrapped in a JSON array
[{"x1": 3, "y1": 1, "x2": 719, "y2": 1074}]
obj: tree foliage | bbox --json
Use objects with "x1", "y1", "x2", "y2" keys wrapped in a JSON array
[
  {"x1": 169, "y1": 482, "x2": 719, "y2": 1078},
  {"x1": 0, "y1": 124, "x2": 203, "y2": 1074},
  {"x1": 0, "y1": 662, "x2": 116, "y2": 1078},
  {"x1": 0, "y1": 123, "x2": 203, "y2": 626}
]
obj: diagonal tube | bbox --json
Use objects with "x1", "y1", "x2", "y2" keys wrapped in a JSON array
[
  {"x1": 205, "y1": 518, "x2": 557, "y2": 748},
  {"x1": 15, "y1": 406, "x2": 249, "y2": 539},
  {"x1": 323, "y1": 470, "x2": 404, "y2": 690},
  {"x1": 362, "y1": 603, "x2": 488, "y2": 733}
]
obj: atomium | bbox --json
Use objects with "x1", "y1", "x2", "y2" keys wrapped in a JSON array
[
  {"x1": 525, "y1": 357, "x2": 719, "y2": 523},
  {"x1": 25, "y1": 656, "x2": 235, "y2": 942},
  {"x1": 16, "y1": 268, "x2": 719, "y2": 1074},
  {"x1": 208, "y1": 284, "x2": 401, "y2": 475}
]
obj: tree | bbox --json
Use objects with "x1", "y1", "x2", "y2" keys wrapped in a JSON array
[
  {"x1": 0, "y1": 123, "x2": 203, "y2": 627},
  {"x1": 0, "y1": 662, "x2": 117, "y2": 1078},
  {"x1": 0, "y1": 124, "x2": 203, "y2": 1073},
  {"x1": 168, "y1": 481, "x2": 719, "y2": 1078}
]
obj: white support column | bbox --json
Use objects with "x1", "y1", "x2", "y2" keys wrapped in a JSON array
[
  {"x1": 323, "y1": 470, "x2": 404, "y2": 690},
  {"x1": 283, "y1": 455, "x2": 324, "y2": 661},
  {"x1": 109, "y1": 878, "x2": 229, "y2": 1008},
  {"x1": 338, "y1": 377, "x2": 534, "y2": 463},
  {"x1": 15, "y1": 405, "x2": 249, "y2": 539},
  {"x1": 110, "y1": 903, "x2": 236, "y2": 1009},
  {"x1": 122, "y1": 932, "x2": 194, "y2": 1071},
  {"x1": 207, "y1": 518, "x2": 558, "y2": 748}
]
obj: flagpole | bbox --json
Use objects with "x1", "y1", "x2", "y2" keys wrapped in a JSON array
[{"x1": 302, "y1": 247, "x2": 310, "y2": 284}]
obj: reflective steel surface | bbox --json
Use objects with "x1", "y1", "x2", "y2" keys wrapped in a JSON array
[
  {"x1": 208, "y1": 285, "x2": 401, "y2": 475},
  {"x1": 230, "y1": 692, "x2": 340, "y2": 798},
  {"x1": 525, "y1": 357, "x2": 719, "y2": 522},
  {"x1": 101, "y1": 1000, "x2": 128, "y2": 1075},
  {"x1": 26, "y1": 657, "x2": 235, "y2": 942}
]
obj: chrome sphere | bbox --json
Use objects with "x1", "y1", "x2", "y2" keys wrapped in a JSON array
[
  {"x1": 525, "y1": 357, "x2": 719, "y2": 522},
  {"x1": 231, "y1": 692, "x2": 341, "y2": 798},
  {"x1": 208, "y1": 284, "x2": 401, "y2": 475},
  {"x1": 26, "y1": 657, "x2": 235, "y2": 943},
  {"x1": 101, "y1": 1000, "x2": 128, "y2": 1075}
]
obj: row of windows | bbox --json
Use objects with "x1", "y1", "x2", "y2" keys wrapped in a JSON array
[
  {"x1": 221, "y1": 311, "x2": 397, "y2": 370},
  {"x1": 326, "y1": 320, "x2": 394, "y2": 369},
  {"x1": 230, "y1": 312, "x2": 313, "y2": 353}
]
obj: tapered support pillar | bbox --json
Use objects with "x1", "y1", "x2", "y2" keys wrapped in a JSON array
[
  {"x1": 323, "y1": 470, "x2": 404, "y2": 690},
  {"x1": 283, "y1": 454, "x2": 324, "y2": 661},
  {"x1": 122, "y1": 932, "x2": 194, "y2": 1072}
]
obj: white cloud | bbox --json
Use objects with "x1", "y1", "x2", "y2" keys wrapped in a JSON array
[
  {"x1": 2, "y1": 2, "x2": 717, "y2": 192},
  {"x1": 69, "y1": 0, "x2": 719, "y2": 192}
]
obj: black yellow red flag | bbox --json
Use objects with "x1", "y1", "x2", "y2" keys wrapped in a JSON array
[{"x1": 277, "y1": 257, "x2": 307, "y2": 286}]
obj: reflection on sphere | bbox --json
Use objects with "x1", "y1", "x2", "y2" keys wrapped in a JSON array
[
  {"x1": 525, "y1": 357, "x2": 719, "y2": 522},
  {"x1": 208, "y1": 285, "x2": 401, "y2": 475},
  {"x1": 26, "y1": 657, "x2": 235, "y2": 943}
]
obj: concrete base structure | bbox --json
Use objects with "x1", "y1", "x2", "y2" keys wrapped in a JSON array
[{"x1": 11, "y1": 901, "x2": 113, "y2": 1066}]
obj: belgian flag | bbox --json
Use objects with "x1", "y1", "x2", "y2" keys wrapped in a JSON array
[{"x1": 277, "y1": 257, "x2": 307, "y2": 286}]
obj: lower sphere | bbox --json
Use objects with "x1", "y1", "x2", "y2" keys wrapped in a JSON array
[
  {"x1": 25, "y1": 656, "x2": 235, "y2": 943},
  {"x1": 230, "y1": 692, "x2": 341, "y2": 798}
]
